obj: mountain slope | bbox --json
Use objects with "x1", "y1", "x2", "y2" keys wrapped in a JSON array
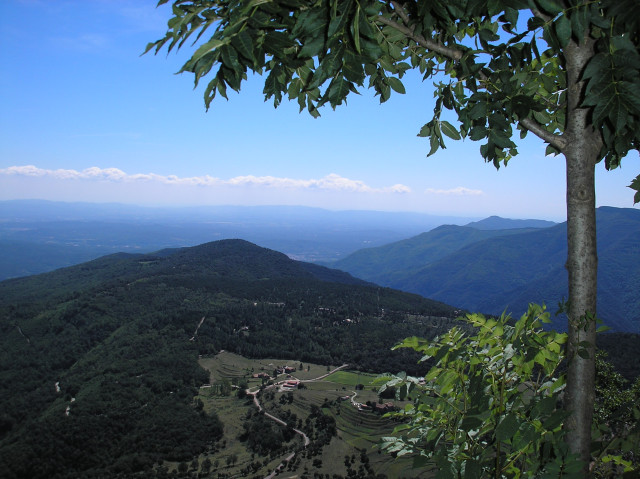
[
  {"x1": 0, "y1": 239, "x2": 459, "y2": 478},
  {"x1": 331, "y1": 225, "x2": 540, "y2": 285},
  {"x1": 465, "y1": 215, "x2": 557, "y2": 230},
  {"x1": 334, "y1": 207, "x2": 640, "y2": 332}
]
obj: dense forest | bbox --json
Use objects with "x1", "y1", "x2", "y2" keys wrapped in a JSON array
[
  {"x1": 333, "y1": 207, "x2": 640, "y2": 333},
  {"x1": 1, "y1": 239, "x2": 638, "y2": 477},
  {"x1": 0, "y1": 240, "x2": 459, "y2": 478}
]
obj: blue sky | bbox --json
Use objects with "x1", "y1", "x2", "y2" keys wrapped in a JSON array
[{"x1": 1, "y1": 0, "x2": 638, "y2": 221}]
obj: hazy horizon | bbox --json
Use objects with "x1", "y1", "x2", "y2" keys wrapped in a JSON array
[
  {"x1": 1, "y1": 1, "x2": 638, "y2": 221},
  {"x1": 0, "y1": 197, "x2": 561, "y2": 223}
]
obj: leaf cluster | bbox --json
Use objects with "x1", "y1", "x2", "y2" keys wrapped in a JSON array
[
  {"x1": 378, "y1": 303, "x2": 582, "y2": 478},
  {"x1": 147, "y1": 0, "x2": 640, "y2": 201},
  {"x1": 591, "y1": 350, "x2": 640, "y2": 478}
]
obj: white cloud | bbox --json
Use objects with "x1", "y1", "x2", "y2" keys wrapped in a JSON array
[
  {"x1": 0, "y1": 165, "x2": 411, "y2": 194},
  {"x1": 424, "y1": 186, "x2": 484, "y2": 196}
]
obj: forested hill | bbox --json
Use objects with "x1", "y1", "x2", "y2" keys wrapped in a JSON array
[
  {"x1": 0, "y1": 239, "x2": 370, "y2": 306},
  {"x1": 332, "y1": 206, "x2": 640, "y2": 333},
  {"x1": 330, "y1": 224, "x2": 541, "y2": 285},
  {"x1": 0, "y1": 239, "x2": 459, "y2": 478},
  {"x1": 464, "y1": 215, "x2": 557, "y2": 230}
]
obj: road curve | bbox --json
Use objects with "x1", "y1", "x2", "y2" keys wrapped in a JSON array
[{"x1": 245, "y1": 363, "x2": 349, "y2": 478}]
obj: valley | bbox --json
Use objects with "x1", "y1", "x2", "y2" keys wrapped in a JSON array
[
  {"x1": 0, "y1": 200, "x2": 473, "y2": 280},
  {"x1": 333, "y1": 207, "x2": 640, "y2": 333},
  {"x1": 0, "y1": 207, "x2": 638, "y2": 478}
]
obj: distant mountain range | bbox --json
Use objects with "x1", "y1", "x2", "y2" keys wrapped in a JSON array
[
  {"x1": 0, "y1": 200, "x2": 477, "y2": 280},
  {"x1": 332, "y1": 207, "x2": 640, "y2": 333}
]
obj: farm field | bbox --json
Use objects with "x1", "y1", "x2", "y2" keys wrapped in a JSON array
[{"x1": 178, "y1": 351, "x2": 428, "y2": 478}]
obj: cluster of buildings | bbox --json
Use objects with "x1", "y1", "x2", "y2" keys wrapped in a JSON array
[
  {"x1": 274, "y1": 365, "x2": 296, "y2": 375},
  {"x1": 251, "y1": 365, "x2": 297, "y2": 380},
  {"x1": 357, "y1": 401, "x2": 396, "y2": 413},
  {"x1": 281, "y1": 379, "x2": 300, "y2": 389}
]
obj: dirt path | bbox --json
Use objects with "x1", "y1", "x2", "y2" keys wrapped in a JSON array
[
  {"x1": 299, "y1": 363, "x2": 349, "y2": 383},
  {"x1": 246, "y1": 363, "x2": 349, "y2": 478},
  {"x1": 189, "y1": 316, "x2": 205, "y2": 341}
]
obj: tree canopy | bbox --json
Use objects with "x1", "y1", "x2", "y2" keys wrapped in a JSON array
[
  {"x1": 147, "y1": 0, "x2": 640, "y2": 471},
  {"x1": 147, "y1": 0, "x2": 639, "y2": 197}
]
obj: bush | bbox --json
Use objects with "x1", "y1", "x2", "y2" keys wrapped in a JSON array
[{"x1": 379, "y1": 304, "x2": 581, "y2": 478}]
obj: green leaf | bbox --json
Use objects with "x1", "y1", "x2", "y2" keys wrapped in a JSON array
[
  {"x1": 463, "y1": 459, "x2": 482, "y2": 479},
  {"x1": 460, "y1": 415, "x2": 483, "y2": 431},
  {"x1": 352, "y1": 5, "x2": 361, "y2": 53},
  {"x1": 490, "y1": 130, "x2": 513, "y2": 149},
  {"x1": 618, "y1": 82, "x2": 640, "y2": 115},
  {"x1": 543, "y1": 410, "x2": 566, "y2": 430},
  {"x1": 188, "y1": 37, "x2": 229, "y2": 67},
  {"x1": 469, "y1": 125, "x2": 487, "y2": 141},
  {"x1": 578, "y1": 348, "x2": 590, "y2": 359},
  {"x1": 479, "y1": 28, "x2": 500, "y2": 43},
  {"x1": 545, "y1": 143, "x2": 560, "y2": 156},
  {"x1": 327, "y1": 77, "x2": 350, "y2": 108},
  {"x1": 535, "y1": 0, "x2": 563, "y2": 15},
  {"x1": 554, "y1": 15, "x2": 571, "y2": 48},
  {"x1": 220, "y1": 45, "x2": 241, "y2": 70},
  {"x1": 440, "y1": 121, "x2": 461, "y2": 140},
  {"x1": 496, "y1": 413, "x2": 519, "y2": 441},
  {"x1": 231, "y1": 30, "x2": 254, "y2": 62},
  {"x1": 299, "y1": 36, "x2": 324, "y2": 57},
  {"x1": 387, "y1": 77, "x2": 406, "y2": 94},
  {"x1": 418, "y1": 123, "x2": 431, "y2": 138},
  {"x1": 469, "y1": 101, "x2": 487, "y2": 120},
  {"x1": 427, "y1": 133, "x2": 440, "y2": 156},
  {"x1": 292, "y1": 8, "x2": 326, "y2": 38},
  {"x1": 571, "y1": 6, "x2": 588, "y2": 43}
]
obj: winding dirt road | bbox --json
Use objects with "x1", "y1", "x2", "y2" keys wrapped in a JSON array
[{"x1": 245, "y1": 364, "x2": 348, "y2": 478}]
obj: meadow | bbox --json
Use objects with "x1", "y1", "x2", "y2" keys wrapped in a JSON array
[{"x1": 169, "y1": 351, "x2": 428, "y2": 478}]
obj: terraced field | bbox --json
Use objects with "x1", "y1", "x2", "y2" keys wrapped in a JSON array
[{"x1": 191, "y1": 351, "x2": 429, "y2": 478}]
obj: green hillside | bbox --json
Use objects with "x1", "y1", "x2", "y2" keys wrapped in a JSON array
[
  {"x1": 333, "y1": 207, "x2": 640, "y2": 333},
  {"x1": 464, "y1": 215, "x2": 557, "y2": 230},
  {"x1": 331, "y1": 224, "x2": 537, "y2": 285},
  {"x1": 0, "y1": 239, "x2": 459, "y2": 478}
]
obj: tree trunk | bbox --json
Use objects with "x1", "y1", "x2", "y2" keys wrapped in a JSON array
[{"x1": 562, "y1": 34, "x2": 601, "y2": 469}]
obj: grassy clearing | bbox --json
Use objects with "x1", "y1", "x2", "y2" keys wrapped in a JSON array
[
  {"x1": 186, "y1": 351, "x2": 432, "y2": 478},
  {"x1": 323, "y1": 369, "x2": 379, "y2": 387}
]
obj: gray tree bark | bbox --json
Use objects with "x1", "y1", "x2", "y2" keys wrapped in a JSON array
[{"x1": 562, "y1": 33, "x2": 601, "y2": 469}]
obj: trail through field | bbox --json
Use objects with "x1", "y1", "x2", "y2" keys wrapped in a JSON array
[
  {"x1": 300, "y1": 363, "x2": 349, "y2": 383},
  {"x1": 247, "y1": 363, "x2": 349, "y2": 478}
]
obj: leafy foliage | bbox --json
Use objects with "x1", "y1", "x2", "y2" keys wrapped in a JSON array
[
  {"x1": 146, "y1": 0, "x2": 640, "y2": 200},
  {"x1": 378, "y1": 304, "x2": 581, "y2": 478},
  {"x1": 591, "y1": 351, "x2": 640, "y2": 478}
]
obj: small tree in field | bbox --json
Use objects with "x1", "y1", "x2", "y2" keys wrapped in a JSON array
[{"x1": 146, "y1": 0, "x2": 640, "y2": 470}]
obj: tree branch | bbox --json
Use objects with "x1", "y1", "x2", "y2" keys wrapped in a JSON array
[
  {"x1": 376, "y1": 2, "x2": 463, "y2": 61},
  {"x1": 531, "y1": 8, "x2": 553, "y2": 22},
  {"x1": 382, "y1": 1, "x2": 567, "y2": 152},
  {"x1": 520, "y1": 117, "x2": 567, "y2": 151}
]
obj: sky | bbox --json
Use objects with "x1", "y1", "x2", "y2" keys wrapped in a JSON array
[{"x1": 0, "y1": 0, "x2": 638, "y2": 221}]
